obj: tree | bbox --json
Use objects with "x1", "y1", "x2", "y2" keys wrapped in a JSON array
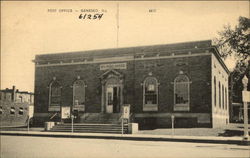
[
  {"x1": 214, "y1": 16, "x2": 250, "y2": 81},
  {"x1": 215, "y1": 16, "x2": 250, "y2": 62}
]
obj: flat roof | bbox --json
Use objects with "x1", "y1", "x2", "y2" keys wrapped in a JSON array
[
  {"x1": 35, "y1": 40, "x2": 212, "y2": 61},
  {"x1": 33, "y1": 40, "x2": 229, "y2": 74}
]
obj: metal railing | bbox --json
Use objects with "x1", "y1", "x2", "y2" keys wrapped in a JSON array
[{"x1": 49, "y1": 112, "x2": 58, "y2": 120}]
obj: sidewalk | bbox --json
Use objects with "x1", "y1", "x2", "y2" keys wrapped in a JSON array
[{"x1": 1, "y1": 130, "x2": 249, "y2": 146}]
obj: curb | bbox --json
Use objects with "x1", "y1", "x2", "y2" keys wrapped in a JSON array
[{"x1": 1, "y1": 131, "x2": 249, "y2": 146}]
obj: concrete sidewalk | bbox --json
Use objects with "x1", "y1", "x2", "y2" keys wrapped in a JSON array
[{"x1": 1, "y1": 130, "x2": 249, "y2": 146}]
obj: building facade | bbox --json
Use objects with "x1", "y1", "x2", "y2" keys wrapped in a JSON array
[
  {"x1": 33, "y1": 40, "x2": 230, "y2": 129},
  {"x1": 229, "y1": 63, "x2": 250, "y2": 123},
  {"x1": 0, "y1": 86, "x2": 34, "y2": 127}
]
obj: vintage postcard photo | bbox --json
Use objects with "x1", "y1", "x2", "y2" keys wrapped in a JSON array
[{"x1": 1, "y1": 1, "x2": 250, "y2": 158}]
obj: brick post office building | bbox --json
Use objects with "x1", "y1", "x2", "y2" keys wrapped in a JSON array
[{"x1": 33, "y1": 40, "x2": 230, "y2": 129}]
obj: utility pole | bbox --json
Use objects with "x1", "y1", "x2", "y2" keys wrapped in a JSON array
[
  {"x1": 116, "y1": 3, "x2": 119, "y2": 48},
  {"x1": 242, "y1": 75, "x2": 249, "y2": 141}
]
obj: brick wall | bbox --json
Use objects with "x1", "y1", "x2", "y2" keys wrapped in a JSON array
[
  {"x1": 0, "y1": 100, "x2": 29, "y2": 127},
  {"x1": 34, "y1": 53, "x2": 212, "y2": 127},
  {"x1": 211, "y1": 53, "x2": 229, "y2": 127}
]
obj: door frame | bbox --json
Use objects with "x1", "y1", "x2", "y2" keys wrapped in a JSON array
[{"x1": 100, "y1": 70, "x2": 124, "y2": 113}]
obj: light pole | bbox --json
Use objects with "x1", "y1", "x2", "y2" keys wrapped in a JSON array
[
  {"x1": 27, "y1": 115, "x2": 30, "y2": 132},
  {"x1": 171, "y1": 114, "x2": 175, "y2": 137},
  {"x1": 242, "y1": 75, "x2": 249, "y2": 140}
]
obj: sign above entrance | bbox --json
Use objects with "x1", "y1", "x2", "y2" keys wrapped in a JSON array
[{"x1": 100, "y1": 63, "x2": 127, "y2": 70}]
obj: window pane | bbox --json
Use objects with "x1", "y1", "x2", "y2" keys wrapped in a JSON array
[
  {"x1": 214, "y1": 77, "x2": 216, "y2": 106},
  {"x1": 175, "y1": 75, "x2": 189, "y2": 105},
  {"x1": 219, "y1": 82, "x2": 221, "y2": 108},
  {"x1": 222, "y1": 85, "x2": 224, "y2": 109},
  {"x1": 144, "y1": 77, "x2": 158, "y2": 105},
  {"x1": 10, "y1": 107, "x2": 15, "y2": 114},
  {"x1": 50, "y1": 81, "x2": 61, "y2": 106},
  {"x1": 175, "y1": 83, "x2": 189, "y2": 104},
  {"x1": 145, "y1": 94, "x2": 157, "y2": 104},
  {"x1": 73, "y1": 80, "x2": 85, "y2": 105},
  {"x1": 19, "y1": 107, "x2": 24, "y2": 115},
  {"x1": 175, "y1": 75, "x2": 189, "y2": 82},
  {"x1": 107, "y1": 92, "x2": 113, "y2": 105}
]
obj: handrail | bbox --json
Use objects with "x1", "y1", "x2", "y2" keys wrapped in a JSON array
[
  {"x1": 118, "y1": 113, "x2": 123, "y2": 121},
  {"x1": 50, "y1": 113, "x2": 58, "y2": 120}
]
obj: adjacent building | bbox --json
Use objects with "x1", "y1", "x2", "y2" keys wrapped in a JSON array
[
  {"x1": 0, "y1": 86, "x2": 34, "y2": 127},
  {"x1": 229, "y1": 63, "x2": 250, "y2": 123},
  {"x1": 33, "y1": 40, "x2": 230, "y2": 129}
]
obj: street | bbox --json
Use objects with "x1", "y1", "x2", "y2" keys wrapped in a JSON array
[{"x1": 1, "y1": 135, "x2": 249, "y2": 158}]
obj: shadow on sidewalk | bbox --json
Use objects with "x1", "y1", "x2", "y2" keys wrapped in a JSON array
[{"x1": 218, "y1": 130, "x2": 250, "y2": 137}]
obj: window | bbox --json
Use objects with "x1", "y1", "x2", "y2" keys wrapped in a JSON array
[
  {"x1": 214, "y1": 77, "x2": 216, "y2": 106},
  {"x1": 49, "y1": 81, "x2": 61, "y2": 107},
  {"x1": 73, "y1": 80, "x2": 85, "y2": 106},
  {"x1": 19, "y1": 96, "x2": 23, "y2": 103},
  {"x1": 222, "y1": 85, "x2": 224, "y2": 109},
  {"x1": 0, "y1": 106, "x2": 2, "y2": 114},
  {"x1": 107, "y1": 91, "x2": 113, "y2": 105},
  {"x1": 143, "y1": 77, "x2": 158, "y2": 111},
  {"x1": 10, "y1": 107, "x2": 15, "y2": 115},
  {"x1": 174, "y1": 74, "x2": 190, "y2": 111},
  {"x1": 225, "y1": 87, "x2": 228, "y2": 110},
  {"x1": 219, "y1": 82, "x2": 221, "y2": 108},
  {"x1": 19, "y1": 107, "x2": 24, "y2": 115}
]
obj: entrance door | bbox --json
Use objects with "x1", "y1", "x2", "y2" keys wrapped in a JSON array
[{"x1": 106, "y1": 85, "x2": 120, "y2": 113}]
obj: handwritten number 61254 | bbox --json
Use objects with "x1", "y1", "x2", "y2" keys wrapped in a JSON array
[{"x1": 79, "y1": 14, "x2": 103, "y2": 20}]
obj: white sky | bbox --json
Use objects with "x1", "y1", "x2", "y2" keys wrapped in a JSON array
[{"x1": 1, "y1": 1, "x2": 249, "y2": 92}]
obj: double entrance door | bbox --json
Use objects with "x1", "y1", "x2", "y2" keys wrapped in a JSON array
[{"x1": 106, "y1": 85, "x2": 121, "y2": 113}]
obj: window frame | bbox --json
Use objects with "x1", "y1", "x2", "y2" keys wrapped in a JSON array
[
  {"x1": 225, "y1": 88, "x2": 227, "y2": 110},
  {"x1": 0, "y1": 106, "x2": 3, "y2": 114},
  {"x1": 219, "y1": 81, "x2": 221, "y2": 109},
  {"x1": 48, "y1": 80, "x2": 62, "y2": 111},
  {"x1": 19, "y1": 107, "x2": 24, "y2": 115},
  {"x1": 214, "y1": 76, "x2": 216, "y2": 107},
  {"x1": 143, "y1": 76, "x2": 159, "y2": 112},
  {"x1": 10, "y1": 107, "x2": 15, "y2": 115},
  {"x1": 222, "y1": 85, "x2": 224, "y2": 109},
  {"x1": 73, "y1": 79, "x2": 86, "y2": 107},
  {"x1": 174, "y1": 74, "x2": 191, "y2": 111}
]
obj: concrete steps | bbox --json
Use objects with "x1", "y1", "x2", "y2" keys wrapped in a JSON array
[
  {"x1": 50, "y1": 123, "x2": 128, "y2": 134},
  {"x1": 79, "y1": 113, "x2": 121, "y2": 124}
]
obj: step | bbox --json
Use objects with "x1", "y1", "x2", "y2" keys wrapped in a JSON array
[
  {"x1": 52, "y1": 128, "x2": 128, "y2": 131},
  {"x1": 51, "y1": 129, "x2": 126, "y2": 132},
  {"x1": 50, "y1": 130, "x2": 125, "y2": 134},
  {"x1": 50, "y1": 123, "x2": 129, "y2": 134},
  {"x1": 50, "y1": 129, "x2": 128, "y2": 133},
  {"x1": 50, "y1": 128, "x2": 127, "y2": 131},
  {"x1": 63, "y1": 123, "x2": 124, "y2": 125},
  {"x1": 52, "y1": 126, "x2": 128, "y2": 130}
]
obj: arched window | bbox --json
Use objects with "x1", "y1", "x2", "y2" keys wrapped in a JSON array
[
  {"x1": 143, "y1": 77, "x2": 158, "y2": 111},
  {"x1": 73, "y1": 80, "x2": 85, "y2": 106},
  {"x1": 174, "y1": 74, "x2": 190, "y2": 111},
  {"x1": 219, "y1": 82, "x2": 221, "y2": 109},
  {"x1": 225, "y1": 88, "x2": 227, "y2": 110},
  {"x1": 222, "y1": 85, "x2": 224, "y2": 109},
  {"x1": 49, "y1": 81, "x2": 61, "y2": 107},
  {"x1": 214, "y1": 77, "x2": 216, "y2": 107}
]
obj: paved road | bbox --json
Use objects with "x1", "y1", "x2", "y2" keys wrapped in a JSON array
[{"x1": 1, "y1": 136, "x2": 249, "y2": 158}]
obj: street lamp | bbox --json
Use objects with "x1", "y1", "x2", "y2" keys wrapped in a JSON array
[{"x1": 242, "y1": 75, "x2": 249, "y2": 140}]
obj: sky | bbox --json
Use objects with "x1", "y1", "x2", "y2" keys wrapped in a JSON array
[{"x1": 1, "y1": 1, "x2": 249, "y2": 92}]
